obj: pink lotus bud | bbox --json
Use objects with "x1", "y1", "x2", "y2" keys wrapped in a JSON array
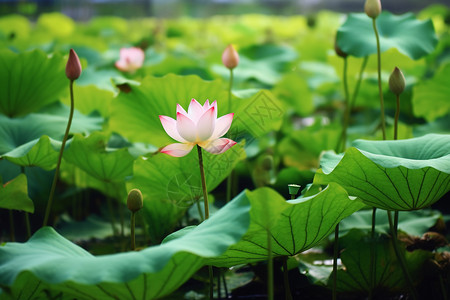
[
  {"x1": 389, "y1": 67, "x2": 406, "y2": 95},
  {"x1": 364, "y1": 0, "x2": 382, "y2": 19},
  {"x1": 222, "y1": 44, "x2": 239, "y2": 70},
  {"x1": 65, "y1": 48, "x2": 82, "y2": 81}
]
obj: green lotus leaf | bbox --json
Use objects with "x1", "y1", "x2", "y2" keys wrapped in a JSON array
[
  {"x1": 1, "y1": 136, "x2": 61, "y2": 171},
  {"x1": 205, "y1": 183, "x2": 364, "y2": 267},
  {"x1": 0, "y1": 49, "x2": 67, "y2": 117},
  {"x1": 334, "y1": 232, "x2": 431, "y2": 293},
  {"x1": 128, "y1": 143, "x2": 245, "y2": 242},
  {"x1": 63, "y1": 132, "x2": 135, "y2": 183},
  {"x1": 0, "y1": 103, "x2": 103, "y2": 169},
  {"x1": 412, "y1": 63, "x2": 450, "y2": 122},
  {"x1": 0, "y1": 193, "x2": 250, "y2": 299},
  {"x1": 314, "y1": 134, "x2": 450, "y2": 211},
  {"x1": 337, "y1": 12, "x2": 438, "y2": 60},
  {"x1": 0, "y1": 174, "x2": 34, "y2": 213}
]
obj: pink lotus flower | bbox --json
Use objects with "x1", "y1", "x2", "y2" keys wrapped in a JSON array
[
  {"x1": 115, "y1": 47, "x2": 145, "y2": 72},
  {"x1": 159, "y1": 99, "x2": 236, "y2": 157}
]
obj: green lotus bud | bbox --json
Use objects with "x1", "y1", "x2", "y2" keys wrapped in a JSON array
[
  {"x1": 127, "y1": 189, "x2": 143, "y2": 213},
  {"x1": 364, "y1": 0, "x2": 382, "y2": 19},
  {"x1": 288, "y1": 184, "x2": 301, "y2": 198},
  {"x1": 389, "y1": 67, "x2": 406, "y2": 95},
  {"x1": 65, "y1": 48, "x2": 82, "y2": 81}
]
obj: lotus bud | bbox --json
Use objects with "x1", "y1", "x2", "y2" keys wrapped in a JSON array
[
  {"x1": 389, "y1": 67, "x2": 406, "y2": 95},
  {"x1": 222, "y1": 44, "x2": 239, "y2": 70},
  {"x1": 65, "y1": 48, "x2": 82, "y2": 81},
  {"x1": 364, "y1": 0, "x2": 382, "y2": 19},
  {"x1": 127, "y1": 189, "x2": 143, "y2": 213},
  {"x1": 334, "y1": 36, "x2": 347, "y2": 58},
  {"x1": 288, "y1": 184, "x2": 301, "y2": 199}
]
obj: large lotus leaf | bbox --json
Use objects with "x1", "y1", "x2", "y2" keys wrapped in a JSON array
[
  {"x1": 212, "y1": 44, "x2": 298, "y2": 85},
  {"x1": 128, "y1": 143, "x2": 245, "y2": 242},
  {"x1": 0, "y1": 15, "x2": 30, "y2": 40},
  {"x1": 314, "y1": 134, "x2": 450, "y2": 211},
  {"x1": 0, "y1": 49, "x2": 67, "y2": 117},
  {"x1": 60, "y1": 85, "x2": 114, "y2": 118},
  {"x1": 334, "y1": 232, "x2": 431, "y2": 293},
  {"x1": 1, "y1": 136, "x2": 61, "y2": 171},
  {"x1": 0, "y1": 103, "x2": 103, "y2": 169},
  {"x1": 339, "y1": 209, "x2": 443, "y2": 237},
  {"x1": 205, "y1": 183, "x2": 364, "y2": 267},
  {"x1": 412, "y1": 63, "x2": 450, "y2": 122},
  {"x1": 337, "y1": 12, "x2": 438, "y2": 60},
  {"x1": 0, "y1": 193, "x2": 251, "y2": 300},
  {"x1": 109, "y1": 74, "x2": 229, "y2": 145},
  {"x1": 0, "y1": 174, "x2": 34, "y2": 213},
  {"x1": 63, "y1": 133, "x2": 135, "y2": 183}
]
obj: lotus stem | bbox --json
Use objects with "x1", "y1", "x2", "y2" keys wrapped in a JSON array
[
  {"x1": 283, "y1": 257, "x2": 293, "y2": 300},
  {"x1": 208, "y1": 265, "x2": 214, "y2": 299},
  {"x1": 222, "y1": 270, "x2": 229, "y2": 298},
  {"x1": 197, "y1": 145, "x2": 209, "y2": 220},
  {"x1": 336, "y1": 57, "x2": 350, "y2": 153},
  {"x1": 350, "y1": 56, "x2": 369, "y2": 109},
  {"x1": 9, "y1": 210, "x2": 15, "y2": 242},
  {"x1": 394, "y1": 211, "x2": 399, "y2": 236},
  {"x1": 20, "y1": 166, "x2": 31, "y2": 239},
  {"x1": 43, "y1": 79, "x2": 75, "y2": 227},
  {"x1": 394, "y1": 94, "x2": 400, "y2": 140},
  {"x1": 130, "y1": 211, "x2": 136, "y2": 250},
  {"x1": 226, "y1": 68, "x2": 234, "y2": 203},
  {"x1": 106, "y1": 194, "x2": 118, "y2": 236},
  {"x1": 332, "y1": 223, "x2": 339, "y2": 300},
  {"x1": 387, "y1": 210, "x2": 418, "y2": 300},
  {"x1": 368, "y1": 207, "x2": 377, "y2": 300},
  {"x1": 267, "y1": 229, "x2": 274, "y2": 300},
  {"x1": 372, "y1": 18, "x2": 386, "y2": 140}
]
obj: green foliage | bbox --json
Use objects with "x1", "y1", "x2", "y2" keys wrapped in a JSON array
[
  {"x1": 0, "y1": 49, "x2": 67, "y2": 117},
  {"x1": 315, "y1": 134, "x2": 450, "y2": 210},
  {"x1": 412, "y1": 63, "x2": 450, "y2": 121},
  {"x1": 337, "y1": 12, "x2": 438, "y2": 60},
  {"x1": 0, "y1": 174, "x2": 34, "y2": 213},
  {"x1": 205, "y1": 184, "x2": 364, "y2": 267},
  {"x1": 0, "y1": 193, "x2": 250, "y2": 299}
]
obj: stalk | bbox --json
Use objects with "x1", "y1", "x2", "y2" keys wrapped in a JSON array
[
  {"x1": 226, "y1": 68, "x2": 234, "y2": 203},
  {"x1": 387, "y1": 211, "x2": 418, "y2": 300},
  {"x1": 197, "y1": 145, "x2": 213, "y2": 298},
  {"x1": 350, "y1": 56, "x2": 369, "y2": 110},
  {"x1": 372, "y1": 18, "x2": 386, "y2": 140},
  {"x1": 332, "y1": 223, "x2": 339, "y2": 300},
  {"x1": 267, "y1": 229, "x2": 274, "y2": 300},
  {"x1": 43, "y1": 79, "x2": 75, "y2": 227},
  {"x1": 368, "y1": 208, "x2": 377, "y2": 300},
  {"x1": 336, "y1": 57, "x2": 350, "y2": 153},
  {"x1": 283, "y1": 257, "x2": 293, "y2": 300},
  {"x1": 394, "y1": 94, "x2": 400, "y2": 140},
  {"x1": 130, "y1": 211, "x2": 136, "y2": 250}
]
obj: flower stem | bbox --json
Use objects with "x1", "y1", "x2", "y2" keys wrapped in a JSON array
[
  {"x1": 20, "y1": 166, "x2": 31, "y2": 239},
  {"x1": 197, "y1": 145, "x2": 209, "y2": 220},
  {"x1": 267, "y1": 229, "x2": 274, "y2": 300},
  {"x1": 368, "y1": 207, "x2": 377, "y2": 300},
  {"x1": 387, "y1": 210, "x2": 418, "y2": 300},
  {"x1": 372, "y1": 18, "x2": 386, "y2": 140},
  {"x1": 283, "y1": 257, "x2": 293, "y2": 300},
  {"x1": 43, "y1": 79, "x2": 75, "y2": 227},
  {"x1": 197, "y1": 145, "x2": 213, "y2": 298},
  {"x1": 336, "y1": 57, "x2": 350, "y2": 153},
  {"x1": 332, "y1": 223, "x2": 339, "y2": 300},
  {"x1": 226, "y1": 68, "x2": 234, "y2": 203},
  {"x1": 130, "y1": 212, "x2": 136, "y2": 250},
  {"x1": 394, "y1": 94, "x2": 400, "y2": 140}
]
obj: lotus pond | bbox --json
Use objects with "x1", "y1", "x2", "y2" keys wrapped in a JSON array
[{"x1": 0, "y1": 2, "x2": 450, "y2": 299}]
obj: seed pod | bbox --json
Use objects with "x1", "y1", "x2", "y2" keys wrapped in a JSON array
[
  {"x1": 364, "y1": 0, "x2": 382, "y2": 19},
  {"x1": 288, "y1": 184, "x2": 301, "y2": 197},
  {"x1": 222, "y1": 44, "x2": 239, "y2": 70},
  {"x1": 65, "y1": 48, "x2": 82, "y2": 81},
  {"x1": 389, "y1": 67, "x2": 406, "y2": 95},
  {"x1": 127, "y1": 189, "x2": 143, "y2": 213}
]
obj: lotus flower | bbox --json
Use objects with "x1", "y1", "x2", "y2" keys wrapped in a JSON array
[
  {"x1": 159, "y1": 99, "x2": 236, "y2": 157},
  {"x1": 115, "y1": 47, "x2": 145, "y2": 72}
]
